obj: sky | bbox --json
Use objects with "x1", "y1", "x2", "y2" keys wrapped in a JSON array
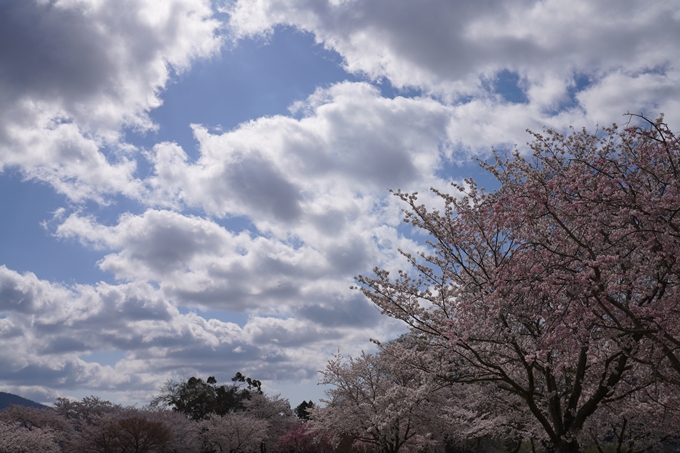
[{"x1": 1, "y1": 0, "x2": 679, "y2": 407}]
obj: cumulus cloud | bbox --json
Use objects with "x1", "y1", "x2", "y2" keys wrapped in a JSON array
[
  {"x1": 139, "y1": 80, "x2": 650, "y2": 252},
  {"x1": 0, "y1": 265, "x2": 389, "y2": 402},
  {"x1": 226, "y1": 0, "x2": 680, "y2": 125},
  {"x1": 45, "y1": 83, "x2": 470, "y2": 320},
  {"x1": 52, "y1": 205, "x2": 407, "y2": 327},
  {"x1": 0, "y1": 0, "x2": 221, "y2": 201},
  {"x1": 56, "y1": 210, "x2": 331, "y2": 311},
  {"x1": 145, "y1": 82, "x2": 457, "y2": 228}
]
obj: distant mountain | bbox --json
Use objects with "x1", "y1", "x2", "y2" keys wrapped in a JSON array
[{"x1": 0, "y1": 392, "x2": 48, "y2": 411}]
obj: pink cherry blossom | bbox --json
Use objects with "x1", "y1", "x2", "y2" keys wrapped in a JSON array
[{"x1": 357, "y1": 115, "x2": 680, "y2": 453}]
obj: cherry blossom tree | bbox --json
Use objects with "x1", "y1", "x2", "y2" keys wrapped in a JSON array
[
  {"x1": 241, "y1": 393, "x2": 296, "y2": 452},
  {"x1": 357, "y1": 116, "x2": 680, "y2": 453},
  {"x1": 578, "y1": 381, "x2": 680, "y2": 453},
  {"x1": 312, "y1": 341, "x2": 455, "y2": 453},
  {"x1": 48, "y1": 397, "x2": 201, "y2": 452},
  {"x1": 53, "y1": 395, "x2": 120, "y2": 428},
  {"x1": 149, "y1": 375, "x2": 294, "y2": 452},
  {"x1": 75, "y1": 413, "x2": 173, "y2": 453},
  {"x1": 0, "y1": 404, "x2": 73, "y2": 447},
  {"x1": 373, "y1": 335, "x2": 539, "y2": 452},
  {"x1": 197, "y1": 411, "x2": 269, "y2": 453},
  {"x1": 277, "y1": 421, "x2": 333, "y2": 453},
  {"x1": 0, "y1": 420, "x2": 60, "y2": 453},
  {"x1": 140, "y1": 407, "x2": 202, "y2": 453},
  {"x1": 0, "y1": 393, "x2": 298, "y2": 453}
]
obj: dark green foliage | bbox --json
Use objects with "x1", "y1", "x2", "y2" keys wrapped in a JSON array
[
  {"x1": 150, "y1": 373, "x2": 262, "y2": 421},
  {"x1": 231, "y1": 371, "x2": 262, "y2": 394},
  {"x1": 293, "y1": 401, "x2": 314, "y2": 420}
]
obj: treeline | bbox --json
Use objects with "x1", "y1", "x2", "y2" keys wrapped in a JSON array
[
  {"x1": 2, "y1": 351, "x2": 678, "y2": 453},
  {"x1": 0, "y1": 373, "x2": 327, "y2": 453},
  {"x1": 312, "y1": 337, "x2": 680, "y2": 453}
]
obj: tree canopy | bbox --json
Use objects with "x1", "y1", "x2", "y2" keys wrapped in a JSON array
[
  {"x1": 293, "y1": 401, "x2": 315, "y2": 421},
  {"x1": 150, "y1": 373, "x2": 262, "y2": 421},
  {"x1": 357, "y1": 115, "x2": 680, "y2": 453}
]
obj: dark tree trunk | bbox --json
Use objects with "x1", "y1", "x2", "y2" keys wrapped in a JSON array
[{"x1": 555, "y1": 438, "x2": 580, "y2": 453}]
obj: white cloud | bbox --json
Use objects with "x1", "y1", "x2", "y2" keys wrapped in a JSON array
[
  {"x1": 0, "y1": 265, "x2": 393, "y2": 402},
  {"x1": 576, "y1": 70, "x2": 680, "y2": 124},
  {"x1": 226, "y1": 0, "x2": 680, "y2": 126},
  {"x1": 0, "y1": 0, "x2": 222, "y2": 202},
  {"x1": 56, "y1": 210, "x2": 343, "y2": 311},
  {"x1": 146, "y1": 82, "x2": 457, "y2": 226},
  {"x1": 53, "y1": 206, "x2": 412, "y2": 338}
]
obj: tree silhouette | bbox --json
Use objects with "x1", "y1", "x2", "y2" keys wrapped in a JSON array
[{"x1": 151, "y1": 373, "x2": 262, "y2": 420}]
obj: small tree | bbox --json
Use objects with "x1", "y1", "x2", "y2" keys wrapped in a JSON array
[
  {"x1": 313, "y1": 341, "x2": 453, "y2": 453},
  {"x1": 242, "y1": 393, "x2": 295, "y2": 452},
  {"x1": 357, "y1": 116, "x2": 680, "y2": 453},
  {"x1": 197, "y1": 412, "x2": 269, "y2": 453},
  {"x1": 294, "y1": 401, "x2": 315, "y2": 421},
  {"x1": 277, "y1": 421, "x2": 333, "y2": 453},
  {"x1": 54, "y1": 395, "x2": 120, "y2": 426},
  {"x1": 77, "y1": 414, "x2": 172, "y2": 453}
]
